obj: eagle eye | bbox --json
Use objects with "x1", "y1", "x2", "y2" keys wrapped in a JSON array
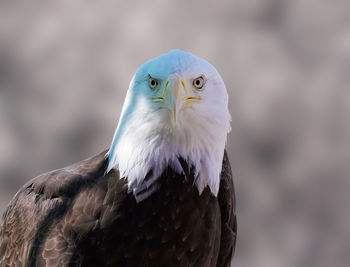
[
  {"x1": 192, "y1": 76, "x2": 205, "y2": 89},
  {"x1": 148, "y1": 76, "x2": 159, "y2": 90}
]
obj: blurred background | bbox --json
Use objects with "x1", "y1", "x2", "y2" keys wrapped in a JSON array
[{"x1": 1, "y1": 0, "x2": 350, "y2": 266}]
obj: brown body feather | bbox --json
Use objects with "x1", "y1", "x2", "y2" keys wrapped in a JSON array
[{"x1": 0, "y1": 150, "x2": 236, "y2": 267}]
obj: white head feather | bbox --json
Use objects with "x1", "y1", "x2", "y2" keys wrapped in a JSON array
[{"x1": 107, "y1": 50, "x2": 231, "y2": 201}]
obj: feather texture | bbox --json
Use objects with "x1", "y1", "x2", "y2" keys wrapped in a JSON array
[{"x1": 0, "y1": 150, "x2": 236, "y2": 267}]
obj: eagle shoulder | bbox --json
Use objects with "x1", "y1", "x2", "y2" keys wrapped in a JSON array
[
  {"x1": 217, "y1": 150, "x2": 237, "y2": 267},
  {"x1": 0, "y1": 150, "x2": 111, "y2": 266}
]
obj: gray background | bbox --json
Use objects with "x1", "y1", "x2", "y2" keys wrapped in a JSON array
[{"x1": 1, "y1": 0, "x2": 350, "y2": 266}]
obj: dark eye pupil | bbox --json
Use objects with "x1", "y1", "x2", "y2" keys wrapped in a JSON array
[
  {"x1": 150, "y1": 79, "x2": 157, "y2": 87},
  {"x1": 196, "y1": 80, "x2": 200, "y2": 85}
]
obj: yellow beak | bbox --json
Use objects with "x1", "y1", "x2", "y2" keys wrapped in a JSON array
[{"x1": 151, "y1": 74, "x2": 202, "y2": 124}]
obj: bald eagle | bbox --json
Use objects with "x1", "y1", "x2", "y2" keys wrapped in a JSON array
[{"x1": 0, "y1": 50, "x2": 236, "y2": 267}]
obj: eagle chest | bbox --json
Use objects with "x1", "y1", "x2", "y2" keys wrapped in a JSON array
[{"x1": 82, "y1": 173, "x2": 222, "y2": 267}]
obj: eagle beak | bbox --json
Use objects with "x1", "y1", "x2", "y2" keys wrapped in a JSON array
[{"x1": 151, "y1": 74, "x2": 202, "y2": 125}]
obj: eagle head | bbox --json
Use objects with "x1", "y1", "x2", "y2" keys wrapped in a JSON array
[{"x1": 107, "y1": 50, "x2": 231, "y2": 201}]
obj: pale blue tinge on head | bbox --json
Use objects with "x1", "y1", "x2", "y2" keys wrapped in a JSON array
[
  {"x1": 139, "y1": 50, "x2": 200, "y2": 78},
  {"x1": 107, "y1": 50, "x2": 231, "y2": 201},
  {"x1": 134, "y1": 50, "x2": 219, "y2": 85}
]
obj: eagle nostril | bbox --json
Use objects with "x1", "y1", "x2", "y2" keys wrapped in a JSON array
[
  {"x1": 185, "y1": 96, "x2": 202, "y2": 103},
  {"x1": 151, "y1": 96, "x2": 165, "y2": 103}
]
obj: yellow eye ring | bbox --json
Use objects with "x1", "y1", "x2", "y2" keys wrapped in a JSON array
[
  {"x1": 148, "y1": 77, "x2": 159, "y2": 90},
  {"x1": 192, "y1": 76, "x2": 205, "y2": 89}
]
